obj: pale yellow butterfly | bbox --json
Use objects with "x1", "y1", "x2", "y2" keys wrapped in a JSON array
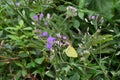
[{"x1": 65, "y1": 45, "x2": 78, "y2": 58}]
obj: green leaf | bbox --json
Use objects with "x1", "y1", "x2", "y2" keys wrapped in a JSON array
[
  {"x1": 114, "y1": 26, "x2": 119, "y2": 34},
  {"x1": 35, "y1": 57, "x2": 45, "y2": 64},
  {"x1": 18, "y1": 53, "x2": 28, "y2": 57},
  {"x1": 45, "y1": 70, "x2": 55, "y2": 78},
  {"x1": 23, "y1": 27, "x2": 32, "y2": 30},
  {"x1": 0, "y1": 26, "x2": 3, "y2": 29},
  {"x1": 19, "y1": 20, "x2": 24, "y2": 27},
  {"x1": 5, "y1": 27, "x2": 17, "y2": 31},
  {"x1": 79, "y1": 0, "x2": 85, "y2": 9},
  {"x1": 73, "y1": 20, "x2": 80, "y2": 29},
  {"x1": 15, "y1": 70, "x2": 22, "y2": 80},
  {"x1": 21, "y1": 70, "x2": 27, "y2": 77},
  {"x1": 95, "y1": 48, "x2": 115, "y2": 54},
  {"x1": 78, "y1": 12, "x2": 84, "y2": 19},
  {"x1": 32, "y1": 70, "x2": 40, "y2": 74},
  {"x1": 57, "y1": 5, "x2": 66, "y2": 11},
  {"x1": 69, "y1": 72, "x2": 80, "y2": 80},
  {"x1": 26, "y1": 60, "x2": 36, "y2": 68},
  {"x1": 116, "y1": 70, "x2": 120, "y2": 76},
  {"x1": 30, "y1": 12, "x2": 36, "y2": 20},
  {"x1": 56, "y1": 77, "x2": 62, "y2": 80},
  {"x1": 116, "y1": 51, "x2": 120, "y2": 56},
  {"x1": 15, "y1": 62, "x2": 23, "y2": 68},
  {"x1": 0, "y1": 62, "x2": 7, "y2": 66},
  {"x1": 110, "y1": 71, "x2": 116, "y2": 76},
  {"x1": 0, "y1": 6, "x2": 6, "y2": 13},
  {"x1": 8, "y1": 35, "x2": 19, "y2": 40},
  {"x1": 0, "y1": 31, "x2": 3, "y2": 36}
]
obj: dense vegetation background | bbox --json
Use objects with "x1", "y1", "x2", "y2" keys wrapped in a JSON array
[{"x1": 1, "y1": 0, "x2": 120, "y2": 80}]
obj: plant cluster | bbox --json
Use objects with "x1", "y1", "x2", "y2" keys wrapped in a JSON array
[{"x1": 1, "y1": 0, "x2": 120, "y2": 80}]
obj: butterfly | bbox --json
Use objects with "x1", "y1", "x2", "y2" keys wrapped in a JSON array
[{"x1": 65, "y1": 45, "x2": 78, "y2": 58}]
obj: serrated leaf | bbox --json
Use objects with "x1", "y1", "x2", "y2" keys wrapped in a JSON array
[
  {"x1": 30, "y1": 13, "x2": 35, "y2": 20},
  {"x1": 19, "y1": 20, "x2": 24, "y2": 27},
  {"x1": 18, "y1": 53, "x2": 28, "y2": 57},
  {"x1": 16, "y1": 70, "x2": 22, "y2": 80},
  {"x1": 73, "y1": 20, "x2": 80, "y2": 29},
  {"x1": 26, "y1": 61, "x2": 36, "y2": 68},
  {"x1": 22, "y1": 70, "x2": 27, "y2": 77},
  {"x1": 57, "y1": 5, "x2": 66, "y2": 11},
  {"x1": 45, "y1": 71, "x2": 55, "y2": 78},
  {"x1": 15, "y1": 62, "x2": 23, "y2": 68},
  {"x1": 35, "y1": 57, "x2": 45, "y2": 64},
  {"x1": 69, "y1": 72, "x2": 80, "y2": 80},
  {"x1": 78, "y1": 12, "x2": 84, "y2": 19},
  {"x1": 114, "y1": 26, "x2": 119, "y2": 34}
]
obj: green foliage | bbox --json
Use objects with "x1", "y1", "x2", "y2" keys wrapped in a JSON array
[{"x1": 1, "y1": 0, "x2": 120, "y2": 80}]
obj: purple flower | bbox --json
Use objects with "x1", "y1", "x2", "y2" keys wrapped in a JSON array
[
  {"x1": 42, "y1": 32, "x2": 48, "y2": 36},
  {"x1": 39, "y1": 31, "x2": 48, "y2": 37},
  {"x1": 46, "y1": 36, "x2": 56, "y2": 49},
  {"x1": 39, "y1": 34, "x2": 43, "y2": 37},
  {"x1": 15, "y1": 2, "x2": 20, "y2": 7},
  {"x1": 91, "y1": 16, "x2": 96, "y2": 20},
  {"x1": 47, "y1": 36, "x2": 56, "y2": 44},
  {"x1": 39, "y1": 13, "x2": 44, "y2": 20},
  {"x1": 33, "y1": 15, "x2": 38, "y2": 21},
  {"x1": 63, "y1": 36, "x2": 67, "y2": 40},
  {"x1": 65, "y1": 42, "x2": 70, "y2": 46},
  {"x1": 46, "y1": 43, "x2": 53, "y2": 50}
]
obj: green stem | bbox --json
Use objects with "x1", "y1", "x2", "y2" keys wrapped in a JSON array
[{"x1": 91, "y1": 52, "x2": 110, "y2": 79}]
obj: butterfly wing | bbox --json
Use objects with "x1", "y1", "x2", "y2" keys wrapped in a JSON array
[{"x1": 65, "y1": 45, "x2": 78, "y2": 58}]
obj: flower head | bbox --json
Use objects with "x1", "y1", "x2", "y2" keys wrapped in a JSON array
[
  {"x1": 39, "y1": 13, "x2": 44, "y2": 20},
  {"x1": 66, "y1": 6, "x2": 77, "y2": 17},
  {"x1": 34, "y1": 29, "x2": 40, "y2": 33},
  {"x1": 47, "y1": 13, "x2": 51, "y2": 19},
  {"x1": 56, "y1": 33, "x2": 62, "y2": 38},
  {"x1": 47, "y1": 36, "x2": 56, "y2": 44},
  {"x1": 46, "y1": 43, "x2": 53, "y2": 50},
  {"x1": 15, "y1": 2, "x2": 20, "y2": 7},
  {"x1": 91, "y1": 16, "x2": 96, "y2": 19},
  {"x1": 33, "y1": 15, "x2": 38, "y2": 21},
  {"x1": 63, "y1": 36, "x2": 67, "y2": 40},
  {"x1": 65, "y1": 42, "x2": 70, "y2": 46},
  {"x1": 46, "y1": 36, "x2": 56, "y2": 49},
  {"x1": 39, "y1": 31, "x2": 48, "y2": 37},
  {"x1": 42, "y1": 32, "x2": 48, "y2": 36}
]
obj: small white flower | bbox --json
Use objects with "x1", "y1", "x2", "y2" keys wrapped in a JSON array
[
  {"x1": 67, "y1": 6, "x2": 77, "y2": 12},
  {"x1": 47, "y1": 13, "x2": 51, "y2": 19},
  {"x1": 66, "y1": 6, "x2": 77, "y2": 17}
]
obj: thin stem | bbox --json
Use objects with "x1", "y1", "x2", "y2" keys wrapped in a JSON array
[{"x1": 91, "y1": 52, "x2": 110, "y2": 79}]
